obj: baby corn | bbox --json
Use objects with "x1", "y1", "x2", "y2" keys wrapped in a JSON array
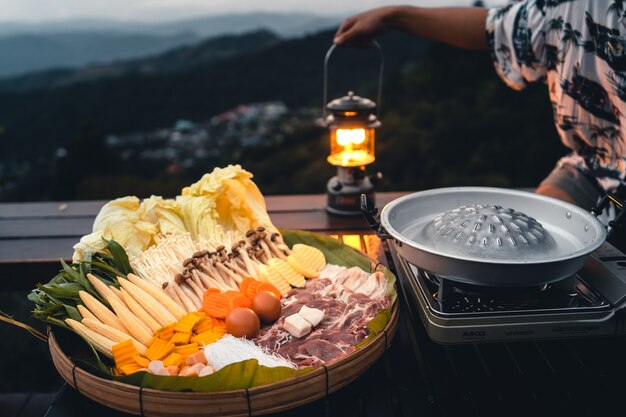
[
  {"x1": 107, "y1": 297, "x2": 153, "y2": 345},
  {"x1": 86, "y1": 273, "x2": 122, "y2": 305},
  {"x1": 81, "y1": 318, "x2": 147, "y2": 355},
  {"x1": 118, "y1": 277, "x2": 177, "y2": 326},
  {"x1": 78, "y1": 291, "x2": 126, "y2": 333},
  {"x1": 119, "y1": 289, "x2": 162, "y2": 333},
  {"x1": 66, "y1": 318, "x2": 115, "y2": 358},
  {"x1": 127, "y1": 273, "x2": 186, "y2": 319},
  {"x1": 77, "y1": 304, "x2": 99, "y2": 322}
]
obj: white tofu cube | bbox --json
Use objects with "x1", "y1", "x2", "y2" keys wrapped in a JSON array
[
  {"x1": 198, "y1": 365, "x2": 214, "y2": 377},
  {"x1": 283, "y1": 313, "x2": 312, "y2": 338},
  {"x1": 148, "y1": 360, "x2": 165, "y2": 374},
  {"x1": 299, "y1": 305, "x2": 324, "y2": 327}
]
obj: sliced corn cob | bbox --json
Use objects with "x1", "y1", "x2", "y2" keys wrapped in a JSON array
[
  {"x1": 119, "y1": 289, "x2": 162, "y2": 333},
  {"x1": 66, "y1": 318, "x2": 115, "y2": 358},
  {"x1": 77, "y1": 304, "x2": 100, "y2": 322},
  {"x1": 127, "y1": 273, "x2": 186, "y2": 319},
  {"x1": 82, "y1": 317, "x2": 148, "y2": 355},
  {"x1": 107, "y1": 296, "x2": 153, "y2": 345},
  {"x1": 118, "y1": 278, "x2": 177, "y2": 326},
  {"x1": 78, "y1": 291, "x2": 126, "y2": 333}
]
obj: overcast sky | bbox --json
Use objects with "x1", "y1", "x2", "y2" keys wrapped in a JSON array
[{"x1": 0, "y1": 0, "x2": 509, "y2": 22}]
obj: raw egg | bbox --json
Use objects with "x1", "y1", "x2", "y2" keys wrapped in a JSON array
[
  {"x1": 226, "y1": 307, "x2": 260, "y2": 338},
  {"x1": 251, "y1": 291, "x2": 282, "y2": 323}
]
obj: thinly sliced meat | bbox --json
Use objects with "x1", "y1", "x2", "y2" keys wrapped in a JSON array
[
  {"x1": 319, "y1": 265, "x2": 346, "y2": 281},
  {"x1": 254, "y1": 264, "x2": 391, "y2": 369},
  {"x1": 300, "y1": 339, "x2": 345, "y2": 363},
  {"x1": 319, "y1": 330, "x2": 358, "y2": 346}
]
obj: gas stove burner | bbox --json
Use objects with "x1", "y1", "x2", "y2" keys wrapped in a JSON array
[
  {"x1": 419, "y1": 267, "x2": 601, "y2": 315},
  {"x1": 410, "y1": 264, "x2": 608, "y2": 317},
  {"x1": 427, "y1": 276, "x2": 556, "y2": 313},
  {"x1": 391, "y1": 241, "x2": 626, "y2": 344}
]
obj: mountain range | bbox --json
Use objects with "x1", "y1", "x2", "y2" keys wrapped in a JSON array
[
  {"x1": 0, "y1": 31, "x2": 281, "y2": 92},
  {"x1": 0, "y1": 13, "x2": 340, "y2": 77},
  {"x1": 0, "y1": 23, "x2": 564, "y2": 203}
]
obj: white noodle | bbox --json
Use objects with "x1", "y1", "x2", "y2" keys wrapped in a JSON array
[{"x1": 204, "y1": 334, "x2": 297, "y2": 371}]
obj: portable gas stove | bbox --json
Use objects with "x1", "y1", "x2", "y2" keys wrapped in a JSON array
[{"x1": 390, "y1": 240, "x2": 626, "y2": 344}]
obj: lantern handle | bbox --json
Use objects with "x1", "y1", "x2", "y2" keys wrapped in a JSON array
[{"x1": 323, "y1": 41, "x2": 384, "y2": 120}]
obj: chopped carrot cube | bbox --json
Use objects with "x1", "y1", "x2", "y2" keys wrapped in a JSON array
[
  {"x1": 144, "y1": 338, "x2": 175, "y2": 361},
  {"x1": 170, "y1": 331, "x2": 192, "y2": 345},
  {"x1": 162, "y1": 352, "x2": 184, "y2": 367}
]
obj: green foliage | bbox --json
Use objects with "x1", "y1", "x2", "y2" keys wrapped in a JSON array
[{"x1": 28, "y1": 240, "x2": 132, "y2": 326}]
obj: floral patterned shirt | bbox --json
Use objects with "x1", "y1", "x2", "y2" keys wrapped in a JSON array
[{"x1": 487, "y1": 0, "x2": 626, "y2": 194}]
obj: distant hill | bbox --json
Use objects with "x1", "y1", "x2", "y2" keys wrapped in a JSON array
[
  {"x1": 0, "y1": 31, "x2": 281, "y2": 93},
  {"x1": 0, "y1": 31, "x2": 199, "y2": 78},
  {"x1": 0, "y1": 28, "x2": 428, "y2": 166},
  {"x1": 0, "y1": 25, "x2": 564, "y2": 203},
  {"x1": 0, "y1": 13, "x2": 340, "y2": 77}
]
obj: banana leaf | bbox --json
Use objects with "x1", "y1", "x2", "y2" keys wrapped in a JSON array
[{"x1": 49, "y1": 230, "x2": 397, "y2": 393}]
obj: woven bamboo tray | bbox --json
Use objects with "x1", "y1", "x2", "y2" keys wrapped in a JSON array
[{"x1": 49, "y1": 301, "x2": 398, "y2": 417}]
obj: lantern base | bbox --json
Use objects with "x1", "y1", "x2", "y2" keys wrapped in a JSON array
[{"x1": 326, "y1": 174, "x2": 375, "y2": 216}]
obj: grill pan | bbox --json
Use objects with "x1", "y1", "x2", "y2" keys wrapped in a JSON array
[{"x1": 362, "y1": 187, "x2": 625, "y2": 287}]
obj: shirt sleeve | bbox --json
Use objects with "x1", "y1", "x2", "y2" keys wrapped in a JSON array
[{"x1": 486, "y1": 1, "x2": 547, "y2": 91}]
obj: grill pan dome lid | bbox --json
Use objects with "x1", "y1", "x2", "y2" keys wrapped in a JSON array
[
  {"x1": 378, "y1": 187, "x2": 607, "y2": 266},
  {"x1": 420, "y1": 204, "x2": 559, "y2": 260}
]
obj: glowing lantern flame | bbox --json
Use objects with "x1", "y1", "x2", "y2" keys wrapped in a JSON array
[{"x1": 336, "y1": 128, "x2": 366, "y2": 146}]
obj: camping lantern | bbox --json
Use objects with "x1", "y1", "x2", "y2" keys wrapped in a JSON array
[{"x1": 323, "y1": 42, "x2": 383, "y2": 215}]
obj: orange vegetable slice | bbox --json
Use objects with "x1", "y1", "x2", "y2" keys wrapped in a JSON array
[
  {"x1": 201, "y1": 293, "x2": 231, "y2": 319},
  {"x1": 194, "y1": 317, "x2": 213, "y2": 334},
  {"x1": 202, "y1": 288, "x2": 221, "y2": 302},
  {"x1": 257, "y1": 282, "x2": 281, "y2": 299},
  {"x1": 144, "y1": 338, "x2": 174, "y2": 361}
]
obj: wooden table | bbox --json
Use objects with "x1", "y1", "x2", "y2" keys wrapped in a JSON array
[
  {"x1": 0, "y1": 192, "x2": 407, "y2": 290},
  {"x1": 6, "y1": 192, "x2": 626, "y2": 417},
  {"x1": 1, "y1": 192, "x2": 420, "y2": 417}
]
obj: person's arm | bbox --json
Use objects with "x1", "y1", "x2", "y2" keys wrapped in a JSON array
[{"x1": 334, "y1": 6, "x2": 489, "y2": 50}]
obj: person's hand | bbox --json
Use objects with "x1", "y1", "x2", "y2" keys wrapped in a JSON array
[{"x1": 334, "y1": 7, "x2": 396, "y2": 46}]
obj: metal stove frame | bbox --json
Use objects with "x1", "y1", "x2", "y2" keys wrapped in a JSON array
[{"x1": 390, "y1": 241, "x2": 626, "y2": 344}]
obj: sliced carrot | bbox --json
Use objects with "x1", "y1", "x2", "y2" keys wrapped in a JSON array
[
  {"x1": 257, "y1": 282, "x2": 281, "y2": 299},
  {"x1": 239, "y1": 278, "x2": 255, "y2": 297},
  {"x1": 222, "y1": 290, "x2": 252, "y2": 310},
  {"x1": 202, "y1": 288, "x2": 221, "y2": 302},
  {"x1": 244, "y1": 280, "x2": 260, "y2": 300},
  {"x1": 212, "y1": 318, "x2": 226, "y2": 327},
  {"x1": 201, "y1": 293, "x2": 230, "y2": 319}
]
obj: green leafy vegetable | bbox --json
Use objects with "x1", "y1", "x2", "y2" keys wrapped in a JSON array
[{"x1": 28, "y1": 240, "x2": 133, "y2": 327}]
